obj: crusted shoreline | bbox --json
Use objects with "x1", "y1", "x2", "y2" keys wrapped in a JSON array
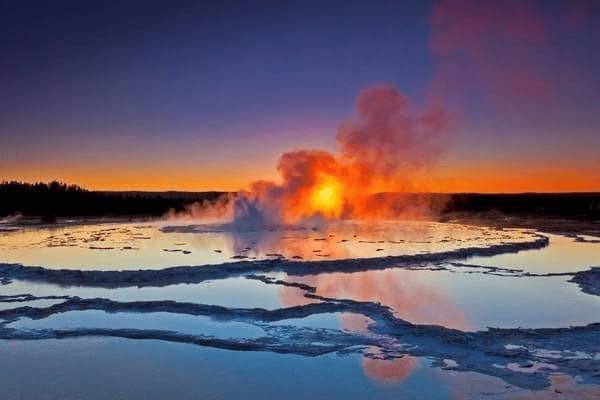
[
  {"x1": 0, "y1": 234, "x2": 549, "y2": 288},
  {"x1": 1, "y1": 230, "x2": 599, "y2": 391},
  {"x1": 1, "y1": 290, "x2": 599, "y2": 390}
]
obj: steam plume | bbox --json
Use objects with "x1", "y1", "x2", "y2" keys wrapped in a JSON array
[{"x1": 233, "y1": 85, "x2": 455, "y2": 225}]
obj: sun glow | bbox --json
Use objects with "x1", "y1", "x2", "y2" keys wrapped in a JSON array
[{"x1": 310, "y1": 179, "x2": 344, "y2": 218}]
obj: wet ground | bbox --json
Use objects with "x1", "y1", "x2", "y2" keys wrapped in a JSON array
[{"x1": 1, "y1": 219, "x2": 599, "y2": 399}]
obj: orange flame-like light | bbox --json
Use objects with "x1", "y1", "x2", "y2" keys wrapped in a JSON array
[{"x1": 309, "y1": 177, "x2": 344, "y2": 219}]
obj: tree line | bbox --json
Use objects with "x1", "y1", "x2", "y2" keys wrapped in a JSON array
[
  {"x1": 1, "y1": 181, "x2": 598, "y2": 220},
  {"x1": 0, "y1": 181, "x2": 225, "y2": 219}
]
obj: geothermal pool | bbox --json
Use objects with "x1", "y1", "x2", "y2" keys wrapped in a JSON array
[
  {"x1": 1, "y1": 219, "x2": 599, "y2": 399},
  {"x1": 0, "y1": 220, "x2": 538, "y2": 269}
]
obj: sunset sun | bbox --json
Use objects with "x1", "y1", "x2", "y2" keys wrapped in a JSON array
[{"x1": 310, "y1": 179, "x2": 344, "y2": 218}]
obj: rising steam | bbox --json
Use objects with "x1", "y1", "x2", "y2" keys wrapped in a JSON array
[
  {"x1": 167, "y1": 85, "x2": 454, "y2": 226},
  {"x1": 169, "y1": 0, "x2": 596, "y2": 226},
  {"x1": 230, "y1": 85, "x2": 455, "y2": 226}
]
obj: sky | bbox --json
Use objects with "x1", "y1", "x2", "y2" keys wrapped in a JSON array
[{"x1": 1, "y1": 0, "x2": 599, "y2": 192}]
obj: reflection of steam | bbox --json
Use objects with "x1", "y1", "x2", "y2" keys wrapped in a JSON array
[
  {"x1": 282, "y1": 269, "x2": 469, "y2": 330},
  {"x1": 505, "y1": 374, "x2": 600, "y2": 400},
  {"x1": 277, "y1": 268, "x2": 468, "y2": 385},
  {"x1": 225, "y1": 220, "x2": 441, "y2": 261},
  {"x1": 362, "y1": 355, "x2": 420, "y2": 386},
  {"x1": 227, "y1": 227, "x2": 353, "y2": 261},
  {"x1": 435, "y1": 369, "x2": 600, "y2": 400},
  {"x1": 344, "y1": 314, "x2": 421, "y2": 385},
  {"x1": 231, "y1": 86, "x2": 454, "y2": 226}
]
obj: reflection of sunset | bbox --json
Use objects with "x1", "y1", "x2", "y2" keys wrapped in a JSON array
[
  {"x1": 0, "y1": 220, "x2": 535, "y2": 269},
  {"x1": 226, "y1": 221, "x2": 534, "y2": 262}
]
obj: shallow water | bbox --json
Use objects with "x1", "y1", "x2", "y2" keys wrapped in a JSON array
[
  {"x1": 1, "y1": 219, "x2": 599, "y2": 398},
  {"x1": 278, "y1": 268, "x2": 600, "y2": 331},
  {"x1": 1, "y1": 276, "x2": 317, "y2": 310},
  {"x1": 466, "y1": 233, "x2": 600, "y2": 273},
  {"x1": 10, "y1": 310, "x2": 266, "y2": 339},
  {"x1": 0, "y1": 338, "x2": 597, "y2": 400},
  {"x1": 0, "y1": 338, "x2": 474, "y2": 400},
  {"x1": 0, "y1": 220, "x2": 536, "y2": 269}
]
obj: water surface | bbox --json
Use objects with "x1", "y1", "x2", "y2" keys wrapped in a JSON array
[{"x1": 1, "y1": 220, "x2": 599, "y2": 398}]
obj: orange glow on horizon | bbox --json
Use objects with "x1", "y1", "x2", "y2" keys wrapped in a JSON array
[{"x1": 2, "y1": 159, "x2": 598, "y2": 193}]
